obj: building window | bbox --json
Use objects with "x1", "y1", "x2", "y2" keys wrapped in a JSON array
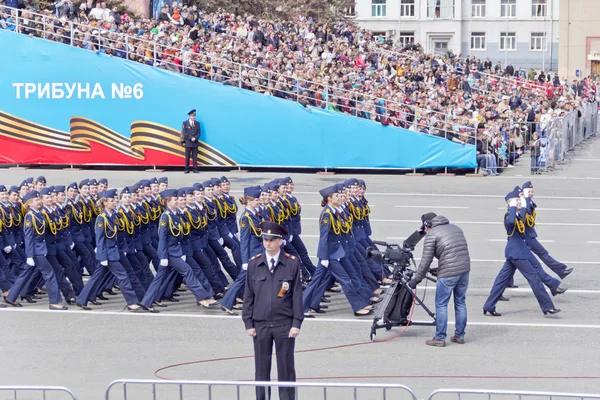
[
  {"x1": 470, "y1": 32, "x2": 486, "y2": 50},
  {"x1": 398, "y1": 31, "x2": 415, "y2": 47},
  {"x1": 434, "y1": 41, "x2": 449, "y2": 54},
  {"x1": 400, "y1": 0, "x2": 415, "y2": 17},
  {"x1": 532, "y1": 0, "x2": 546, "y2": 17},
  {"x1": 501, "y1": 0, "x2": 516, "y2": 17},
  {"x1": 500, "y1": 32, "x2": 516, "y2": 51},
  {"x1": 427, "y1": 0, "x2": 455, "y2": 19},
  {"x1": 530, "y1": 32, "x2": 547, "y2": 51},
  {"x1": 343, "y1": 5, "x2": 356, "y2": 17},
  {"x1": 372, "y1": 31, "x2": 387, "y2": 42},
  {"x1": 472, "y1": 0, "x2": 486, "y2": 18},
  {"x1": 371, "y1": 0, "x2": 386, "y2": 17}
]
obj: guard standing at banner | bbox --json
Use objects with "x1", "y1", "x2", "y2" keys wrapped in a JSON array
[
  {"x1": 181, "y1": 109, "x2": 201, "y2": 174},
  {"x1": 242, "y1": 221, "x2": 303, "y2": 400}
]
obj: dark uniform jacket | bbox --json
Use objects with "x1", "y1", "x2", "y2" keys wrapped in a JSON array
[
  {"x1": 523, "y1": 197, "x2": 538, "y2": 243},
  {"x1": 504, "y1": 206, "x2": 531, "y2": 260},
  {"x1": 95, "y1": 211, "x2": 120, "y2": 262},
  {"x1": 181, "y1": 119, "x2": 201, "y2": 148},
  {"x1": 24, "y1": 210, "x2": 48, "y2": 258},
  {"x1": 239, "y1": 208, "x2": 264, "y2": 264},
  {"x1": 157, "y1": 209, "x2": 184, "y2": 259},
  {"x1": 242, "y1": 252, "x2": 304, "y2": 330}
]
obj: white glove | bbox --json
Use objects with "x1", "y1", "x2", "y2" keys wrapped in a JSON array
[
  {"x1": 3, "y1": 246, "x2": 11, "y2": 254},
  {"x1": 100, "y1": 260, "x2": 108, "y2": 266},
  {"x1": 289, "y1": 235, "x2": 294, "y2": 241},
  {"x1": 321, "y1": 260, "x2": 329, "y2": 268},
  {"x1": 70, "y1": 243, "x2": 75, "y2": 250},
  {"x1": 160, "y1": 259, "x2": 168, "y2": 266},
  {"x1": 218, "y1": 238, "x2": 224, "y2": 245},
  {"x1": 181, "y1": 255, "x2": 187, "y2": 262},
  {"x1": 242, "y1": 263, "x2": 248, "y2": 270},
  {"x1": 26, "y1": 257, "x2": 35, "y2": 266},
  {"x1": 509, "y1": 198, "x2": 518, "y2": 207},
  {"x1": 235, "y1": 233, "x2": 240, "y2": 240},
  {"x1": 123, "y1": 252, "x2": 127, "y2": 256},
  {"x1": 228, "y1": 232, "x2": 233, "y2": 239},
  {"x1": 520, "y1": 196, "x2": 527, "y2": 206},
  {"x1": 283, "y1": 240, "x2": 287, "y2": 246}
]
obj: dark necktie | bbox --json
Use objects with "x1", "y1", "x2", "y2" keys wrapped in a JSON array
[{"x1": 270, "y1": 258, "x2": 275, "y2": 272}]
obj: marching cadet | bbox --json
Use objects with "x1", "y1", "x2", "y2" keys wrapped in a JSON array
[
  {"x1": 130, "y1": 184, "x2": 153, "y2": 275},
  {"x1": 147, "y1": 178, "x2": 162, "y2": 248},
  {"x1": 138, "y1": 189, "x2": 216, "y2": 312},
  {"x1": 138, "y1": 180, "x2": 161, "y2": 272},
  {"x1": 212, "y1": 177, "x2": 243, "y2": 269},
  {"x1": 242, "y1": 221, "x2": 304, "y2": 400},
  {"x1": 186, "y1": 183, "x2": 225, "y2": 297},
  {"x1": 221, "y1": 186, "x2": 264, "y2": 315},
  {"x1": 522, "y1": 181, "x2": 573, "y2": 279},
  {"x1": 4, "y1": 191, "x2": 66, "y2": 310},
  {"x1": 40, "y1": 187, "x2": 77, "y2": 304},
  {"x1": 483, "y1": 187, "x2": 561, "y2": 316},
  {"x1": 258, "y1": 185, "x2": 271, "y2": 221},
  {"x1": 281, "y1": 177, "x2": 316, "y2": 278},
  {"x1": 66, "y1": 182, "x2": 95, "y2": 276},
  {"x1": 77, "y1": 179, "x2": 95, "y2": 251},
  {"x1": 202, "y1": 180, "x2": 240, "y2": 283},
  {"x1": 0, "y1": 185, "x2": 26, "y2": 281},
  {"x1": 158, "y1": 177, "x2": 168, "y2": 192},
  {"x1": 35, "y1": 176, "x2": 46, "y2": 191},
  {"x1": 75, "y1": 189, "x2": 143, "y2": 312},
  {"x1": 97, "y1": 178, "x2": 108, "y2": 194},
  {"x1": 219, "y1": 177, "x2": 239, "y2": 239},
  {"x1": 302, "y1": 185, "x2": 373, "y2": 317},
  {"x1": 0, "y1": 209, "x2": 12, "y2": 303},
  {"x1": 53, "y1": 185, "x2": 84, "y2": 296}
]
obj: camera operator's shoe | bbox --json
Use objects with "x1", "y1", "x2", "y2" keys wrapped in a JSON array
[
  {"x1": 450, "y1": 336, "x2": 465, "y2": 344},
  {"x1": 426, "y1": 338, "x2": 446, "y2": 347}
]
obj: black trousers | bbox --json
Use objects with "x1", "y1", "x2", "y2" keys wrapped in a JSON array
[
  {"x1": 253, "y1": 322, "x2": 296, "y2": 400},
  {"x1": 185, "y1": 146, "x2": 198, "y2": 171}
]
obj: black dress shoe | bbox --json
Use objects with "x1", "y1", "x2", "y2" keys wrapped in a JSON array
[
  {"x1": 21, "y1": 296, "x2": 37, "y2": 303},
  {"x1": 498, "y1": 295, "x2": 510, "y2": 302},
  {"x1": 214, "y1": 292, "x2": 224, "y2": 300},
  {"x1": 483, "y1": 309, "x2": 502, "y2": 317},
  {"x1": 153, "y1": 301, "x2": 168, "y2": 308},
  {"x1": 544, "y1": 308, "x2": 561, "y2": 315},
  {"x1": 172, "y1": 293, "x2": 181, "y2": 297},
  {"x1": 320, "y1": 297, "x2": 331, "y2": 303},
  {"x1": 507, "y1": 284, "x2": 519, "y2": 288},
  {"x1": 303, "y1": 313, "x2": 315, "y2": 318},
  {"x1": 66, "y1": 298, "x2": 76, "y2": 305},
  {"x1": 142, "y1": 305, "x2": 159, "y2": 313},
  {"x1": 184, "y1": 171, "x2": 190, "y2": 174},
  {"x1": 310, "y1": 308, "x2": 326, "y2": 314},
  {"x1": 354, "y1": 310, "x2": 374, "y2": 317},
  {"x1": 551, "y1": 287, "x2": 567, "y2": 296},
  {"x1": 561, "y1": 268, "x2": 573, "y2": 279},
  {"x1": 105, "y1": 289, "x2": 117, "y2": 296},
  {"x1": 0, "y1": 304, "x2": 6, "y2": 308},
  {"x1": 97, "y1": 295, "x2": 109, "y2": 301},
  {"x1": 3, "y1": 297, "x2": 23, "y2": 307},
  {"x1": 76, "y1": 302, "x2": 92, "y2": 310},
  {"x1": 319, "y1": 305, "x2": 329, "y2": 309},
  {"x1": 193, "y1": 170, "x2": 199, "y2": 174},
  {"x1": 323, "y1": 294, "x2": 331, "y2": 298},
  {"x1": 49, "y1": 305, "x2": 68, "y2": 311},
  {"x1": 163, "y1": 297, "x2": 179, "y2": 302},
  {"x1": 90, "y1": 301, "x2": 103, "y2": 306}
]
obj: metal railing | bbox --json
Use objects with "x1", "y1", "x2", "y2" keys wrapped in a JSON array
[
  {"x1": 0, "y1": 385, "x2": 77, "y2": 399},
  {"x1": 428, "y1": 389, "x2": 600, "y2": 400},
  {"x1": 0, "y1": 5, "x2": 476, "y2": 142},
  {"x1": 105, "y1": 379, "x2": 418, "y2": 400}
]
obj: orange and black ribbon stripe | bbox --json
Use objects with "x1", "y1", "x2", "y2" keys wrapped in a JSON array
[{"x1": 0, "y1": 110, "x2": 237, "y2": 167}]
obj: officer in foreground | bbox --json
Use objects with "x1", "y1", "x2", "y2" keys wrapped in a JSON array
[
  {"x1": 242, "y1": 221, "x2": 304, "y2": 400},
  {"x1": 409, "y1": 213, "x2": 471, "y2": 347}
]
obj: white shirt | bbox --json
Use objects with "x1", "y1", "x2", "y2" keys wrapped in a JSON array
[
  {"x1": 266, "y1": 251, "x2": 280, "y2": 271},
  {"x1": 189, "y1": 119, "x2": 195, "y2": 127}
]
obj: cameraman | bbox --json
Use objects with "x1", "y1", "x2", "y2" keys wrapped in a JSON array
[{"x1": 409, "y1": 213, "x2": 471, "y2": 347}]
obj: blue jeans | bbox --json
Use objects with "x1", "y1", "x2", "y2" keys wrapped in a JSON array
[{"x1": 435, "y1": 272, "x2": 469, "y2": 341}]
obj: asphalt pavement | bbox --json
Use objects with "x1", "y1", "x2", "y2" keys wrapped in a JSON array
[{"x1": 2, "y1": 136, "x2": 600, "y2": 400}]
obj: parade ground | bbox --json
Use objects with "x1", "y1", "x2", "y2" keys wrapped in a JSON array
[{"x1": 3, "y1": 139, "x2": 600, "y2": 400}]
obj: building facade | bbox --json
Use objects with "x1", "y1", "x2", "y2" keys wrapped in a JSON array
[
  {"x1": 352, "y1": 0, "x2": 559, "y2": 71},
  {"x1": 558, "y1": 0, "x2": 600, "y2": 80}
]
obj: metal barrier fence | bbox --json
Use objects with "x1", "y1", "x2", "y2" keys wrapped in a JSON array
[
  {"x1": 0, "y1": 385, "x2": 77, "y2": 399},
  {"x1": 428, "y1": 388, "x2": 600, "y2": 400},
  {"x1": 104, "y1": 379, "x2": 418, "y2": 400}
]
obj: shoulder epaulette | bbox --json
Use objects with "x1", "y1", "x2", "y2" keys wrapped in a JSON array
[
  {"x1": 284, "y1": 253, "x2": 296, "y2": 260},
  {"x1": 249, "y1": 253, "x2": 263, "y2": 262}
]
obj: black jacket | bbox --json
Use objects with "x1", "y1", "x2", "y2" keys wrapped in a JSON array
[
  {"x1": 242, "y1": 252, "x2": 304, "y2": 329},
  {"x1": 180, "y1": 119, "x2": 200, "y2": 148}
]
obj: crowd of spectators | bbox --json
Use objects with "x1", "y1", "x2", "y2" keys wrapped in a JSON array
[{"x1": 1, "y1": 0, "x2": 598, "y2": 174}]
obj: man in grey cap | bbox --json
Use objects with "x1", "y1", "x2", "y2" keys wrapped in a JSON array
[{"x1": 409, "y1": 213, "x2": 471, "y2": 347}]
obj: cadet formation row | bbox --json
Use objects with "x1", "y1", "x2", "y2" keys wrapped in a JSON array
[{"x1": 0, "y1": 176, "x2": 388, "y2": 316}]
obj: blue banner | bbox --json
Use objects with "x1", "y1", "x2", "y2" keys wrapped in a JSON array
[{"x1": 0, "y1": 30, "x2": 476, "y2": 169}]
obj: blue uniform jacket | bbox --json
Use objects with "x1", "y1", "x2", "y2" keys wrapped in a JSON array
[
  {"x1": 316, "y1": 205, "x2": 345, "y2": 261},
  {"x1": 239, "y1": 208, "x2": 264, "y2": 264},
  {"x1": 77, "y1": 196, "x2": 93, "y2": 243},
  {"x1": 158, "y1": 209, "x2": 184, "y2": 259},
  {"x1": 41, "y1": 207, "x2": 58, "y2": 256},
  {"x1": 504, "y1": 206, "x2": 531, "y2": 260},
  {"x1": 65, "y1": 199, "x2": 85, "y2": 243},
  {"x1": 11, "y1": 201, "x2": 24, "y2": 245},
  {"x1": 213, "y1": 196, "x2": 231, "y2": 237},
  {"x1": 129, "y1": 204, "x2": 144, "y2": 251},
  {"x1": 24, "y1": 210, "x2": 48, "y2": 258},
  {"x1": 117, "y1": 205, "x2": 135, "y2": 254},
  {"x1": 222, "y1": 194, "x2": 239, "y2": 234},
  {"x1": 203, "y1": 199, "x2": 222, "y2": 241},
  {"x1": 349, "y1": 198, "x2": 366, "y2": 241},
  {"x1": 0, "y1": 202, "x2": 16, "y2": 248},
  {"x1": 95, "y1": 211, "x2": 120, "y2": 262},
  {"x1": 523, "y1": 197, "x2": 538, "y2": 244},
  {"x1": 360, "y1": 197, "x2": 372, "y2": 237},
  {"x1": 283, "y1": 194, "x2": 302, "y2": 236},
  {"x1": 55, "y1": 205, "x2": 73, "y2": 250}
]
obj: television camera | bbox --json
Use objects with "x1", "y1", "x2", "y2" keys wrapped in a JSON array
[{"x1": 366, "y1": 228, "x2": 437, "y2": 341}]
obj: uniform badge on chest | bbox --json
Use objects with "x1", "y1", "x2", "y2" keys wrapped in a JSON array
[{"x1": 278, "y1": 281, "x2": 289, "y2": 298}]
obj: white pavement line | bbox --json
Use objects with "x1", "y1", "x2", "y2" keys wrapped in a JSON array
[
  {"x1": 580, "y1": 209, "x2": 600, "y2": 212},
  {"x1": 303, "y1": 218, "x2": 600, "y2": 227},
  {"x1": 3, "y1": 308, "x2": 600, "y2": 329},
  {"x1": 494, "y1": 207, "x2": 570, "y2": 211},
  {"x1": 467, "y1": 258, "x2": 597, "y2": 265},
  {"x1": 488, "y1": 239, "x2": 505, "y2": 242},
  {"x1": 386, "y1": 237, "x2": 406, "y2": 240},
  {"x1": 292, "y1": 192, "x2": 600, "y2": 200},
  {"x1": 394, "y1": 205, "x2": 470, "y2": 209},
  {"x1": 588, "y1": 241, "x2": 600, "y2": 244}
]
